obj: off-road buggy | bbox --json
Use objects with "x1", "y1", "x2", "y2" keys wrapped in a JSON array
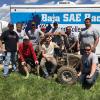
[
  {"x1": 55, "y1": 49, "x2": 81, "y2": 85},
  {"x1": 36, "y1": 35, "x2": 81, "y2": 85},
  {"x1": 17, "y1": 35, "x2": 81, "y2": 85}
]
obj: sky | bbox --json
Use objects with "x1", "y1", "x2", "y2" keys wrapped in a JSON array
[{"x1": 0, "y1": 0, "x2": 100, "y2": 6}]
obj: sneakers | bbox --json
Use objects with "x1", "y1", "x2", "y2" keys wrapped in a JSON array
[
  {"x1": 12, "y1": 69, "x2": 16, "y2": 72},
  {"x1": 2, "y1": 74, "x2": 8, "y2": 78},
  {"x1": 12, "y1": 69, "x2": 18, "y2": 72},
  {"x1": 44, "y1": 75, "x2": 52, "y2": 79},
  {"x1": 44, "y1": 75, "x2": 49, "y2": 79}
]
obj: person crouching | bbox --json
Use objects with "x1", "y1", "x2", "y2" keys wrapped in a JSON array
[{"x1": 18, "y1": 36, "x2": 38, "y2": 79}]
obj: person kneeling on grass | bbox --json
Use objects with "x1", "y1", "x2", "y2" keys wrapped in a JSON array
[
  {"x1": 18, "y1": 36, "x2": 38, "y2": 79},
  {"x1": 78, "y1": 44, "x2": 99, "y2": 89}
]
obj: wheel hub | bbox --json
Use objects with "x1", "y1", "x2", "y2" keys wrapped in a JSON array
[{"x1": 62, "y1": 71, "x2": 73, "y2": 82}]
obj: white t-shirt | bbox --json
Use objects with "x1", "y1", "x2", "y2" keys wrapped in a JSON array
[
  {"x1": 15, "y1": 30, "x2": 27, "y2": 42},
  {"x1": 42, "y1": 42, "x2": 58, "y2": 57},
  {"x1": 27, "y1": 29, "x2": 44, "y2": 45},
  {"x1": 49, "y1": 27, "x2": 62, "y2": 35}
]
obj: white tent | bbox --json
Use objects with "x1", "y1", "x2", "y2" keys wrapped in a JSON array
[{"x1": 0, "y1": 4, "x2": 10, "y2": 34}]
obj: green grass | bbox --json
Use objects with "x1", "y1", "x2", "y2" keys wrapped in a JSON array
[{"x1": 0, "y1": 71, "x2": 100, "y2": 100}]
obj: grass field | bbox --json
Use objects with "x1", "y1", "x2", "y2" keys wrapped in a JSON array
[{"x1": 0, "y1": 71, "x2": 100, "y2": 100}]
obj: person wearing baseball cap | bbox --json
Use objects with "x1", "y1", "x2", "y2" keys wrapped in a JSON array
[
  {"x1": 18, "y1": 35, "x2": 39, "y2": 79},
  {"x1": 27, "y1": 21, "x2": 44, "y2": 51},
  {"x1": 0, "y1": 22, "x2": 19, "y2": 77}
]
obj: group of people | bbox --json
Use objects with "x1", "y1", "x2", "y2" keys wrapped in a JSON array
[{"x1": 0, "y1": 18, "x2": 99, "y2": 88}]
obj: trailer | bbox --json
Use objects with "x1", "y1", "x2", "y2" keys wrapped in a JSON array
[{"x1": 10, "y1": 4, "x2": 100, "y2": 57}]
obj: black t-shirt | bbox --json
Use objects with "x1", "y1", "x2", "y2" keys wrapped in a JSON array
[{"x1": 1, "y1": 30, "x2": 19, "y2": 52}]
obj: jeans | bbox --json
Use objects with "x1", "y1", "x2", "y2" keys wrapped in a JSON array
[
  {"x1": 79, "y1": 70, "x2": 99, "y2": 85},
  {"x1": 3, "y1": 52, "x2": 17, "y2": 76}
]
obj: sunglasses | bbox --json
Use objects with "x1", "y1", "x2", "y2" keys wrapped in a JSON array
[
  {"x1": 84, "y1": 49, "x2": 91, "y2": 51},
  {"x1": 66, "y1": 28, "x2": 70, "y2": 30}
]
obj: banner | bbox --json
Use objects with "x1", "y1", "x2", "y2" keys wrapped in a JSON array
[{"x1": 11, "y1": 12, "x2": 100, "y2": 24}]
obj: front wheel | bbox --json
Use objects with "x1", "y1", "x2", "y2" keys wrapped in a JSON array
[{"x1": 57, "y1": 66, "x2": 78, "y2": 85}]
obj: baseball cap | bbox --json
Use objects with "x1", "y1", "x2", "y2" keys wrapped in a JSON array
[
  {"x1": 8, "y1": 23, "x2": 14, "y2": 27},
  {"x1": 31, "y1": 22, "x2": 36, "y2": 26},
  {"x1": 53, "y1": 21, "x2": 58, "y2": 25}
]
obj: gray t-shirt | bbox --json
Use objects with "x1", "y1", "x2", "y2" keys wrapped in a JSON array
[
  {"x1": 81, "y1": 52, "x2": 98, "y2": 74},
  {"x1": 68, "y1": 33, "x2": 78, "y2": 46},
  {"x1": 79, "y1": 26, "x2": 99, "y2": 49},
  {"x1": 27, "y1": 29, "x2": 44, "y2": 45},
  {"x1": 49, "y1": 27, "x2": 62, "y2": 34}
]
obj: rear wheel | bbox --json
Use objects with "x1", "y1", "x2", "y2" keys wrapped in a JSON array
[{"x1": 57, "y1": 66, "x2": 78, "y2": 85}]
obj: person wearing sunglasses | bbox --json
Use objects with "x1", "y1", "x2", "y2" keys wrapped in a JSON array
[
  {"x1": 78, "y1": 44, "x2": 99, "y2": 89},
  {"x1": 26, "y1": 22, "x2": 44, "y2": 51}
]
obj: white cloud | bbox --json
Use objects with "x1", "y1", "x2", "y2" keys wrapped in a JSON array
[
  {"x1": 75, "y1": 0, "x2": 88, "y2": 4},
  {"x1": 92, "y1": 0, "x2": 100, "y2": 4},
  {"x1": 75, "y1": 0, "x2": 82, "y2": 4},
  {"x1": 24, "y1": 0, "x2": 39, "y2": 3},
  {"x1": 1, "y1": 4, "x2": 9, "y2": 9},
  {"x1": 95, "y1": 2, "x2": 100, "y2": 4},
  {"x1": 75, "y1": 0, "x2": 100, "y2": 4},
  {"x1": 92, "y1": 0, "x2": 99, "y2": 1},
  {"x1": 44, "y1": 1, "x2": 55, "y2": 5},
  {"x1": 1, "y1": 4, "x2": 8, "y2": 7},
  {"x1": 0, "y1": 4, "x2": 10, "y2": 22}
]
